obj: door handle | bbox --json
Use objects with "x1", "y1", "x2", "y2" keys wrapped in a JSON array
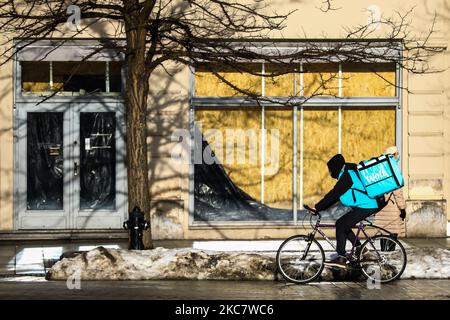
[{"x1": 74, "y1": 161, "x2": 79, "y2": 176}]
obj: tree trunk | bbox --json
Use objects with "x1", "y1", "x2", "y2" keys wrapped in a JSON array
[{"x1": 125, "y1": 25, "x2": 153, "y2": 249}]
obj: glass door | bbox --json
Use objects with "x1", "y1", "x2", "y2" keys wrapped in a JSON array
[
  {"x1": 72, "y1": 102, "x2": 127, "y2": 229},
  {"x1": 14, "y1": 102, "x2": 127, "y2": 229},
  {"x1": 27, "y1": 112, "x2": 65, "y2": 211},
  {"x1": 15, "y1": 104, "x2": 72, "y2": 229}
]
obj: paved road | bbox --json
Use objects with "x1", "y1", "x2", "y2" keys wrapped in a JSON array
[{"x1": 0, "y1": 277, "x2": 448, "y2": 300}]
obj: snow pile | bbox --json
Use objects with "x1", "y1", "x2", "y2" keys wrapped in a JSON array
[
  {"x1": 46, "y1": 247, "x2": 275, "y2": 281},
  {"x1": 46, "y1": 246, "x2": 450, "y2": 281},
  {"x1": 402, "y1": 248, "x2": 450, "y2": 279}
]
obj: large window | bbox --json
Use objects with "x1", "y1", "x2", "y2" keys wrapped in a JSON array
[{"x1": 192, "y1": 58, "x2": 399, "y2": 224}]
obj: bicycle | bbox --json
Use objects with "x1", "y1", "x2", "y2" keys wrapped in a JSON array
[{"x1": 276, "y1": 205, "x2": 407, "y2": 284}]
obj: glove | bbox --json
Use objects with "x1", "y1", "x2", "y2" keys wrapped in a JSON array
[{"x1": 399, "y1": 209, "x2": 406, "y2": 221}]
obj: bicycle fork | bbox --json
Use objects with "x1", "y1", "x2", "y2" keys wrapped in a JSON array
[{"x1": 301, "y1": 233, "x2": 315, "y2": 260}]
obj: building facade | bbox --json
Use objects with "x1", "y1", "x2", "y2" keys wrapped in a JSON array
[{"x1": 0, "y1": 0, "x2": 448, "y2": 239}]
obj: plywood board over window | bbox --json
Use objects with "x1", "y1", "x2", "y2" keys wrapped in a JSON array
[
  {"x1": 342, "y1": 63, "x2": 396, "y2": 97},
  {"x1": 195, "y1": 106, "x2": 262, "y2": 201},
  {"x1": 302, "y1": 108, "x2": 339, "y2": 206},
  {"x1": 264, "y1": 64, "x2": 296, "y2": 96},
  {"x1": 302, "y1": 63, "x2": 339, "y2": 97},
  {"x1": 342, "y1": 108, "x2": 396, "y2": 163},
  {"x1": 195, "y1": 63, "x2": 261, "y2": 97},
  {"x1": 264, "y1": 107, "x2": 293, "y2": 209}
]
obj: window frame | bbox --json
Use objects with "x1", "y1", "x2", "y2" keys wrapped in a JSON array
[
  {"x1": 14, "y1": 40, "x2": 126, "y2": 105},
  {"x1": 188, "y1": 48, "x2": 403, "y2": 228}
]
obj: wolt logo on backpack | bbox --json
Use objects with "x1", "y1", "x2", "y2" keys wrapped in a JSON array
[
  {"x1": 362, "y1": 166, "x2": 389, "y2": 184},
  {"x1": 357, "y1": 154, "x2": 404, "y2": 199}
]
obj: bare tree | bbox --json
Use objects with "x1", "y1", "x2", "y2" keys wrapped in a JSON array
[{"x1": 0, "y1": 0, "x2": 442, "y2": 248}]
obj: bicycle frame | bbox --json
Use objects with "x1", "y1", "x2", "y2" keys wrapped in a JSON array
[
  {"x1": 277, "y1": 207, "x2": 407, "y2": 284},
  {"x1": 307, "y1": 212, "x2": 396, "y2": 262}
]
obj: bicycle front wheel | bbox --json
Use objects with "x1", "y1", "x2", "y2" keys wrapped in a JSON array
[
  {"x1": 359, "y1": 235, "x2": 407, "y2": 284},
  {"x1": 276, "y1": 235, "x2": 325, "y2": 284}
]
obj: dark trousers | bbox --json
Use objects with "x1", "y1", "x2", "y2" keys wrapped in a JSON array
[{"x1": 335, "y1": 207, "x2": 379, "y2": 256}]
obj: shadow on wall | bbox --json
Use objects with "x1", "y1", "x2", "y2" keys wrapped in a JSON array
[{"x1": 146, "y1": 63, "x2": 189, "y2": 240}]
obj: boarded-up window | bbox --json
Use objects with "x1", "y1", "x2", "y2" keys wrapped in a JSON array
[
  {"x1": 192, "y1": 59, "x2": 398, "y2": 222},
  {"x1": 264, "y1": 107, "x2": 293, "y2": 209},
  {"x1": 264, "y1": 64, "x2": 296, "y2": 96},
  {"x1": 302, "y1": 63, "x2": 339, "y2": 97},
  {"x1": 301, "y1": 108, "x2": 339, "y2": 206},
  {"x1": 342, "y1": 108, "x2": 396, "y2": 163},
  {"x1": 195, "y1": 106, "x2": 262, "y2": 201},
  {"x1": 195, "y1": 64, "x2": 262, "y2": 97},
  {"x1": 342, "y1": 63, "x2": 396, "y2": 97}
]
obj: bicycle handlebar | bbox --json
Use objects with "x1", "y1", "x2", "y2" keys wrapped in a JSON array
[{"x1": 303, "y1": 204, "x2": 319, "y2": 216}]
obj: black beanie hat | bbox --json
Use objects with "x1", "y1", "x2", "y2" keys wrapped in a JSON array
[{"x1": 327, "y1": 154, "x2": 345, "y2": 179}]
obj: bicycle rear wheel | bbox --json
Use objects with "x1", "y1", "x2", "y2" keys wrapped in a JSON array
[
  {"x1": 276, "y1": 235, "x2": 325, "y2": 284},
  {"x1": 359, "y1": 235, "x2": 407, "y2": 283}
]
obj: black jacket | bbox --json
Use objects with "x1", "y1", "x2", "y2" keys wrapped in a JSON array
[{"x1": 314, "y1": 163, "x2": 357, "y2": 211}]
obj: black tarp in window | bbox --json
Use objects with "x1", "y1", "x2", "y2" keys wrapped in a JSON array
[
  {"x1": 27, "y1": 112, "x2": 64, "y2": 210},
  {"x1": 80, "y1": 112, "x2": 116, "y2": 210},
  {"x1": 193, "y1": 127, "x2": 352, "y2": 222}
]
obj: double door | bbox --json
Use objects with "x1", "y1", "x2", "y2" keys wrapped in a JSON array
[{"x1": 14, "y1": 102, "x2": 127, "y2": 229}]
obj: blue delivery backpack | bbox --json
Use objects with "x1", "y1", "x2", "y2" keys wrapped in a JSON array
[
  {"x1": 357, "y1": 154, "x2": 404, "y2": 198},
  {"x1": 338, "y1": 170, "x2": 379, "y2": 209},
  {"x1": 338, "y1": 154, "x2": 404, "y2": 209}
]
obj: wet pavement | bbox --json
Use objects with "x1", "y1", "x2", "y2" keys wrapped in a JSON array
[{"x1": 0, "y1": 278, "x2": 448, "y2": 300}]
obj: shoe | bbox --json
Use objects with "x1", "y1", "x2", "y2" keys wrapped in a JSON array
[
  {"x1": 328, "y1": 252, "x2": 340, "y2": 260},
  {"x1": 346, "y1": 245, "x2": 367, "y2": 260},
  {"x1": 324, "y1": 255, "x2": 348, "y2": 268}
]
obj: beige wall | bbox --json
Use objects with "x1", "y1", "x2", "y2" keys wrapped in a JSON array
[
  {"x1": 0, "y1": 34, "x2": 14, "y2": 230},
  {"x1": 0, "y1": 0, "x2": 448, "y2": 238}
]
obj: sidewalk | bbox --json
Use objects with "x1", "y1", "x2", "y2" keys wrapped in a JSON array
[
  {"x1": 0, "y1": 240, "x2": 128, "y2": 276},
  {"x1": 0, "y1": 279, "x2": 449, "y2": 300},
  {"x1": 0, "y1": 238, "x2": 448, "y2": 277}
]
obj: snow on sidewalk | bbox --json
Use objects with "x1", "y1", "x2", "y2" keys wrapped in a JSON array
[{"x1": 46, "y1": 245, "x2": 450, "y2": 281}]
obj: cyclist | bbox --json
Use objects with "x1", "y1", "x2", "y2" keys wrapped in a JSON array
[{"x1": 312, "y1": 154, "x2": 380, "y2": 268}]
